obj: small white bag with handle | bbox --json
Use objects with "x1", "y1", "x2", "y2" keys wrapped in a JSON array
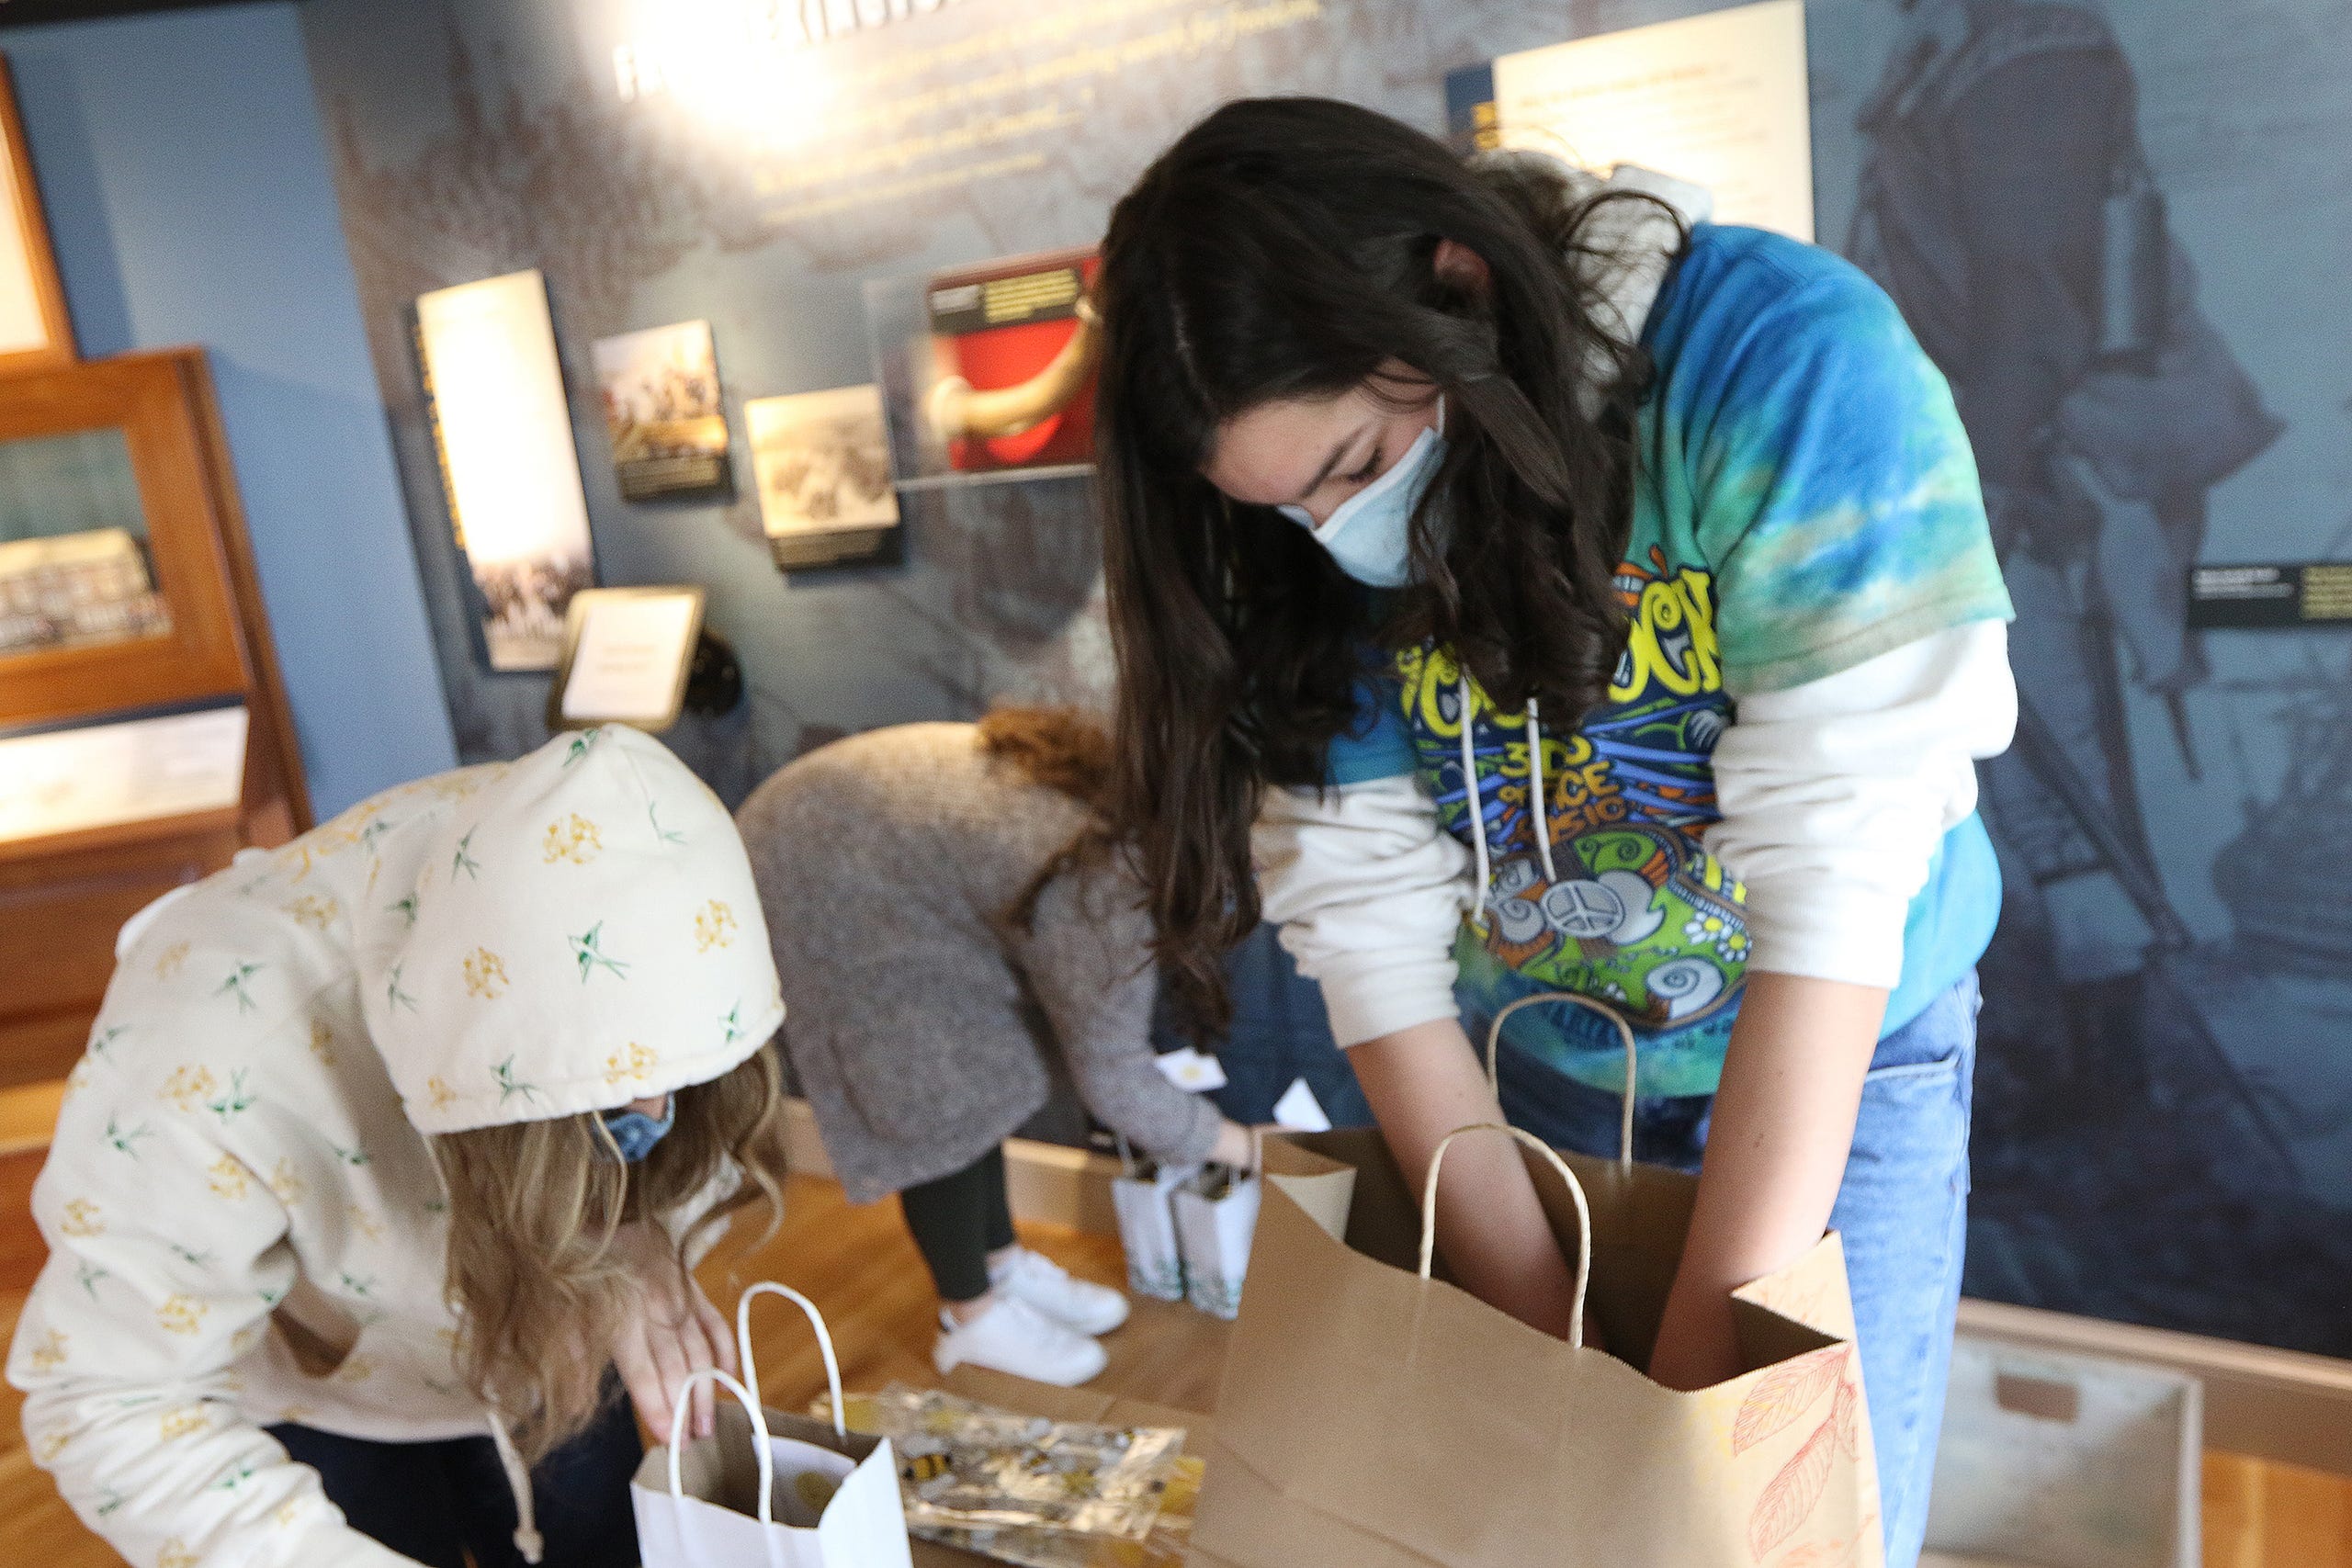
[
  {"x1": 1110, "y1": 1134, "x2": 1195, "y2": 1302},
  {"x1": 630, "y1": 1282, "x2": 913, "y2": 1568},
  {"x1": 1171, "y1": 1134, "x2": 1262, "y2": 1320}
]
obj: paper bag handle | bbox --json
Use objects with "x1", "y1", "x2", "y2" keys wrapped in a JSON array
[
  {"x1": 1419, "y1": 1122, "x2": 1594, "y2": 1349},
  {"x1": 735, "y1": 1282, "x2": 846, "y2": 1439},
  {"x1": 1484, "y1": 991, "x2": 1638, "y2": 1172},
  {"x1": 666, "y1": 1366, "x2": 775, "y2": 1526}
]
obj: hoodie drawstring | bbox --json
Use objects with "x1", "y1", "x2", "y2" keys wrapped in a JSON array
[
  {"x1": 488, "y1": 1416, "x2": 546, "y2": 1564},
  {"x1": 1457, "y1": 680, "x2": 1492, "y2": 928},
  {"x1": 1458, "y1": 679, "x2": 1557, "y2": 920},
  {"x1": 1524, "y1": 697, "x2": 1559, "y2": 886}
]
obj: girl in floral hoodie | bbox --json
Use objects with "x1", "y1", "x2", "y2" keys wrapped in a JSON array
[{"x1": 9, "y1": 725, "x2": 790, "y2": 1568}]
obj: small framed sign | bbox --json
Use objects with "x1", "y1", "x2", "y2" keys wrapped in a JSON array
[{"x1": 545, "y1": 586, "x2": 705, "y2": 733}]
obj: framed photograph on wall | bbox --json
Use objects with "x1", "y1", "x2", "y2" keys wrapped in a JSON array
[
  {"x1": 545, "y1": 585, "x2": 705, "y2": 733},
  {"x1": 745, "y1": 384, "x2": 900, "y2": 570},
  {"x1": 592, "y1": 319, "x2": 730, "y2": 501},
  {"x1": 0, "y1": 56, "x2": 73, "y2": 373},
  {"x1": 414, "y1": 269, "x2": 598, "y2": 671}
]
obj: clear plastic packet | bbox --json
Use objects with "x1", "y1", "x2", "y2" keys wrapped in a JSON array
[
  {"x1": 916, "y1": 1451, "x2": 1203, "y2": 1568},
  {"x1": 822, "y1": 1383, "x2": 1184, "y2": 1542}
]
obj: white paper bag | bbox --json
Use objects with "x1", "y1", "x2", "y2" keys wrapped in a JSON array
[
  {"x1": 631, "y1": 1282, "x2": 913, "y2": 1568},
  {"x1": 1172, "y1": 1164, "x2": 1261, "y2": 1319},
  {"x1": 1111, "y1": 1138, "x2": 1195, "y2": 1301}
]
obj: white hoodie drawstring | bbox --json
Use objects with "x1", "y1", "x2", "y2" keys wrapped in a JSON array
[
  {"x1": 488, "y1": 1416, "x2": 546, "y2": 1564},
  {"x1": 1458, "y1": 679, "x2": 1493, "y2": 927},
  {"x1": 1524, "y1": 698, "x2": 1559, "y2": 886},
  {"x1": 1459, "y1": 678, "x2": 1558, "y2": 920}
]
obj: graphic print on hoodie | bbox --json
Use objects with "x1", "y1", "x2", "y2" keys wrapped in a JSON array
[
  {"x1": 6, "y1": 725, "x2": 784, "y2": 1568},
  {"x1": 1326, "y1": 225, "x2": 2013, "y2": 1096}
]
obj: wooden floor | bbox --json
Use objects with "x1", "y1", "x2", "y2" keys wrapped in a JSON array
[{"x1": 0, "y1": 1145, "x2": 2346, "y2": 1565}]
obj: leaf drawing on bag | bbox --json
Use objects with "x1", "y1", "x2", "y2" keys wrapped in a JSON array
[
  {"x1": 1731, "y1": 1344, "x2": 1846, "y2": 1454},
  {"x1": 1748, "y1": 1399, "x2": 1841, "y2": 1561}
]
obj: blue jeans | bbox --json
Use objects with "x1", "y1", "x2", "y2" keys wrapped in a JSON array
[{"x1": 1492, "y1": 974, "x2": 1978, "y2": 1568}]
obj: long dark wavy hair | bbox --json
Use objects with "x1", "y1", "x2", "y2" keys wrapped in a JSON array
[{"x1": 1095, "y1": 96, "x2": 1670, "y2": 1028}]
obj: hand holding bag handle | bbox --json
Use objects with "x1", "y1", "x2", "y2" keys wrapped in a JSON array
[
  {"x1": 666, "y1": 1366, "x2": 776, "y2": 1526},
  {"x1": 1419, "y1": 1122, "x2": 1596, "y2": 1348},
  {"x1": 735, "y1": 1282, "x2": 846, "y2": 1440},
  {"x1": 1484, "y1": 991, "x2": 1639, "y2": 1172}
]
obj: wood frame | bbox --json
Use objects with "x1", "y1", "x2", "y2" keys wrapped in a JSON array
[
  {"x1": 0, "y1": 352, "x2": 263, "y2": 728},
  {"x1": 0, "y1": 349, "x2": 306, "y2": 1087},
  {"x1": 0, "y1": 54, "x2": 74, "y2": 373}
]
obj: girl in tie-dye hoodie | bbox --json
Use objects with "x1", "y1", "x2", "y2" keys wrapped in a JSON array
[
  {"x1": 1091, "y1": 99, "x2": 2017, "y2": 1568},
  {"x1": 9, "y1": 726, "x2": 789, "y2": 1568}
]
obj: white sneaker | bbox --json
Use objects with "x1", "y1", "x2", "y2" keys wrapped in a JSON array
[
  {"x1": 992, "y1": 1247, "x2": 1131, "y2": 1337},
  {"x1": 933, "y1": 1295, "x2": 1107, "y2": 1387}
]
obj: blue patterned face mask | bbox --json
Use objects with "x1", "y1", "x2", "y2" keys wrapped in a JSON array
[
  {"x1": 1277, "y1": 399, "x2": 1447, "y2": 589},
  {"x1": 596, "y1": 1095, "x2": 674, "y2": 1164}
]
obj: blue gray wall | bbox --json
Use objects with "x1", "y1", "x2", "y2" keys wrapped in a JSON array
[{"x1": 7, "y1": 0, "x2": 454, "y2": 816}]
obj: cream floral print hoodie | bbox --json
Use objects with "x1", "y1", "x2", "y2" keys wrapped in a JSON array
[{"x1": 8, "y1": 725, "x2": 785, "y2": 1568}]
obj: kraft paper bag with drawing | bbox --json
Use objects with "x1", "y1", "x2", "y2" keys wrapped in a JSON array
[
  {"x1": 1191, "y1": 992, "x2": 1885, "y2": 1568},
  {"x1": 631, "y1": 1283, "x2": 912, "y2": 1568}
]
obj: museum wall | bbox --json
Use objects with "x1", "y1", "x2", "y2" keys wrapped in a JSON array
[
  {"x1": 297, "y1": 0, "x2": 2352, "y2": 1359},
  {"x1": 6, "y1": 0, "x2": 455, "y2": 816}
]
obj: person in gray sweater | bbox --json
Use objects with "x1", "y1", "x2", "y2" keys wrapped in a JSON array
[{"x1": 737, "y1": 708, "x2": 1251, "y2": 1385}]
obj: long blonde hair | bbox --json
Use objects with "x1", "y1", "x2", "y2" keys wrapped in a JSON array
[{"x1": 432, "y1": 1048, "x2": 790, "y2": 1461}]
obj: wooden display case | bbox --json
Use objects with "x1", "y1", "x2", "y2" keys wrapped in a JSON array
[{"x1": 0, "y1": 347, "x2": 309, "y2": 1089}]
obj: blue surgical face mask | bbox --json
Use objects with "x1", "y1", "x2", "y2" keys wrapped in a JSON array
[
  {"x1": 596, "y1": 1095, "x2": 674, "y2": 1164},
  {"x1": 1276, "y1": 400, "x2": 1446, "y2": 589}
]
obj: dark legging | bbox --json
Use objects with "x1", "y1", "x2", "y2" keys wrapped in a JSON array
[
  {"x1": 899, "y1": 1144, "x2": 1017, "y2": 1303},
  {"x1": 266, "y1": 1377, "x2": 641, "y2": 1568}
]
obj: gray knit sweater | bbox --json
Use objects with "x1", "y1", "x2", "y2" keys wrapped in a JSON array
[{"x1": 736, "y1": 722, "x2": 1221, "y2": 1202}]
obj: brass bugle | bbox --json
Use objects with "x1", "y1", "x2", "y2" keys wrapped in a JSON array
[{"x1": 927, "y1": 297, "x2": 1100, "y2": 443}]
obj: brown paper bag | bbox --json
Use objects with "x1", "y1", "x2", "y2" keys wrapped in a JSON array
[{"x1": 1193, "y1": 992, "x2": 1884, "y2": 1568}]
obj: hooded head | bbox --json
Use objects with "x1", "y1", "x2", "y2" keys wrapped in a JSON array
[
  {"x1": 351, "y1": 727, "x2": 791, "y2": 1469},
  {"x1": 355, "y1": 724, "x2": 785, "y2": 1137}
]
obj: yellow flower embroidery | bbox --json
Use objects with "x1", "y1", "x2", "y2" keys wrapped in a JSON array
[
  {"x1": 267, "y1": 1159, "x2": 305, "y2": 1207},
  {"x1": 158, "y1": 1540, "x2": 199, "y2": 1568},
  {"x1": 62, "y1": 1058, "x2": 96, "y2": 1103},
  {"x1": 207, "y1": 1156, "x2": 252, "y2": 1201},
  {"x1": 35, "y1": 1429, "x2": 71, "y2": 1464},
  {"x1": 283, "y1": 895, "x2": 339, "y2": 931},
  {"x1": 278, "y1": 1404, "x2": 313, "y2": 1426},
  {"x1": 604, "y1": 1042, "x2": 660, "y2": 1088},
  {"x1": 156, "y1": 1295, "x2": 207, "y2": 1337},
  {"x1": 158, "y1": 1405, "x2": 208, "y2": 1441},
  {"x1": 154, "y1": 940, "x2": 190, "y2": 979},
  {"x1": 159, "y1": 1066, "x2": 218, "y2": 1114},
  {"x1": 461, "y1": 947, "x2": 510, "y2": 999},
  {"x1": 25, "y1": 1329, "x2": 66, "y2": 1373},
  {"x1": 334, "y1": 1355, "x2": 376, "y2": 1384},
  {"x1": 277, "y1": 841, "x2": 315, "y2": 884},
  {"x1": 57, "y1": 1200, "x2": 102, "y2": 1238},
  {"x1": 230, "y1": 1325, "x2": 260, "y2": 1358},
  {"x1": 542, "y1": 813, "x2": 604, "y2": 865},
  {"x1": 427, "y1": 1077, "x2": 458, "y2": 1111},
  {"x1": 345, "y1": 1204, "x2": 384, "y2": 1243},
  {"x1": 694, "y1": 900, "x2": 738, "y2": 952},
  {"x1": 308, "y1": 1018, "x2": 335, "y2": 1064},
  {"x1": 273, "y1": 1500, "x2": 302, "y2": 1529}
]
